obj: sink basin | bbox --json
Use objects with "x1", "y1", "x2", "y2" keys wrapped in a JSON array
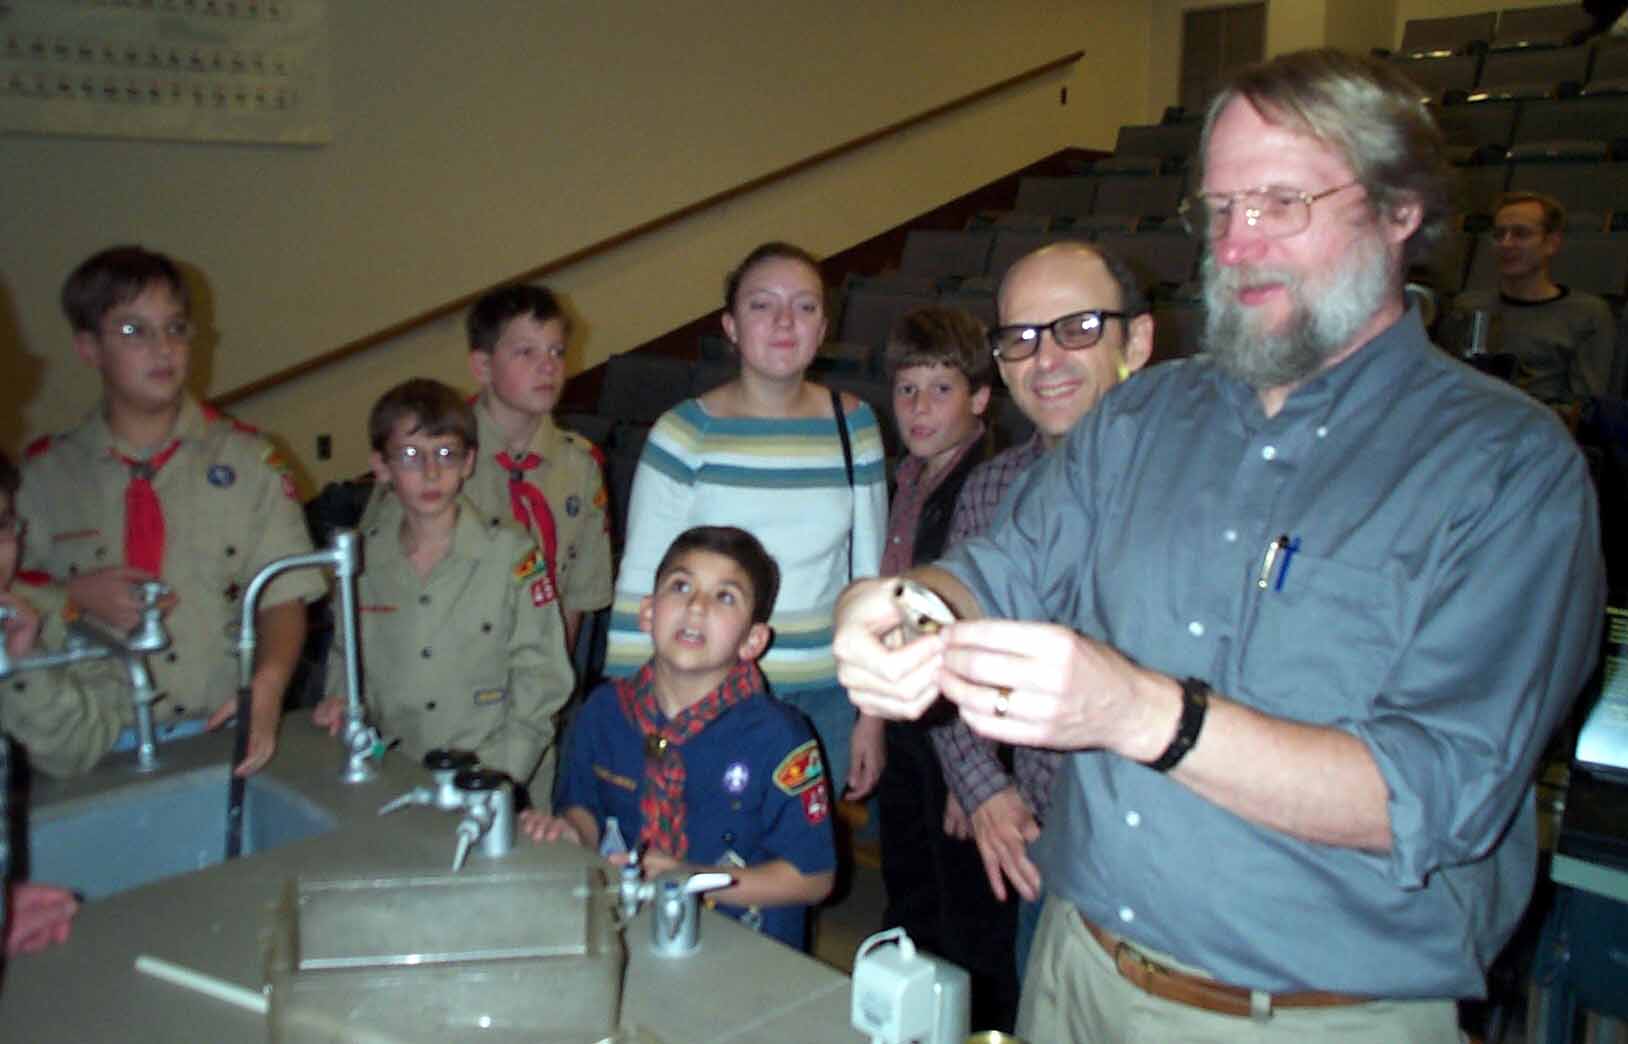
[
  {"x1": 265, "y1": 868, "x2": 625, "y2": 1043},
  {"x1": 23, "y1": 767, "x2": 337, "y2": 899}
]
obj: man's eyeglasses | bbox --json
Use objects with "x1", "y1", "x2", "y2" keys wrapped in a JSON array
[
  {"x1": 989, "y1": 309, "x2": 1130, "y2": 361},
  {"x1": 387, "y1": 445, "x2": 468, "y2": 470},
  {"x1": 1177, "y1": 182, "x2": 1361, "y2": 241},
  {"x1": 103, "y1": 318, "x2": 194, "y2": 349},
  {"x1": 1487, "y1": 224, "x2": 1545, "y2": 243}
]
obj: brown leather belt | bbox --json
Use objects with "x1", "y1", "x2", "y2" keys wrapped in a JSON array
[{"x1": 1080, "y1": 915, "x2": 1367, "y2": 1018}]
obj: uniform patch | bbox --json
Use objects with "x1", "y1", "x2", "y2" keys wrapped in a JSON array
[
  {"x1": 773, "y1": 740, "x2": 824, "y2": 796},
  {"x1": 565, "y1": 495, "x2": 581, "y2": 518},
  {"x1": 593, "y1": 485, "x2": 609, "y2": 511},
  {"x1": 513, "y1": 547, "x2": 546, "y2": 583},
  {"x1": 15, "y1": 568, "x2": 54, "y2": 588},
  {"x1": 207, "y1": 464, "x2": 236, "y2": 488},
  {"x1": 473, "y1": 687, "x2": 506, "y2": 706},
  {"x1": 24, "y1": 434, "x2": 53, "y2": 459},
  {"x1": 594, "y1": 764, "x2": 637, "y2": 791},
  {"x1": 801, "y1": 782, "x2": 830, "y2": 825},
  {"x1": 722, "y1": 761, "x2": 750, "y2": 794},
  {"x1": 531, "y1": 576, "x2": 556, "y2": 607}
]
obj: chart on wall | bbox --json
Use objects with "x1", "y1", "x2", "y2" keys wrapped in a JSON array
[{"x1": 1, "y1": 0, "x2": 330, "y2": 145}]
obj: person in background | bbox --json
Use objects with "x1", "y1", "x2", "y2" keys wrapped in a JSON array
[
  {"x1": 1445, "y1": 191, "x2": 1616, "y2": 414},
  {"x1": 870, "y1": 304, "x2": 1012, "y2": 1026},
  {"x1": 314, "y1": 379, "x2": 572, "y2": 795},
  {"x1": 524, "y1": 525, "x2": 835, "y2": 951},
  {"x1": 19, "y1": 246, "x2": 323, "y2": 776},
  {"x1": 930, "y1": 242, "x2": 1153, "y2": 1004},
  {"x1": 833, "y1": 50, "x2": 1602, "y2": 1042},
  {"x1": 605, "y1": 242, "x2": 888, "y2": 802}
]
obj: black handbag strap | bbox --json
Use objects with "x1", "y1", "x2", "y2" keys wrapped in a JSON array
[{"x1": 831, "y1": 387, "x2": 855, "y2": 580}]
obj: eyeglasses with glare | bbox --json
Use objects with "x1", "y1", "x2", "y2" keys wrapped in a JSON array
[
  {"x1": 103, "y1": 317, "x2": 195, "y2": 349},
  {"x1": 988, "y1": 309, "x2": 1130, "y2": 361},
  {"x1": 1177, "y1": 182, "x2": 1361, "y2": 241},
  {"x1": 387, "y1": 445, "x2": 469, "y2": 470}
]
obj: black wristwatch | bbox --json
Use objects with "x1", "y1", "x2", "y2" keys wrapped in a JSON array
[{"x1": 1144, "y1": 676, "x2": 1209, "y2": 773}]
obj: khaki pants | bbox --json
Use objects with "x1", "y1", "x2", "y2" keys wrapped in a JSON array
[{"x1": 1016, "y1": 895, "x2": 1462, "y2": 1043}]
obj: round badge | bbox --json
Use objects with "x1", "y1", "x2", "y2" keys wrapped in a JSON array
[
  {"x1": 207, "y1": 464, "x2": 237, "y2": 488},
  {"x1": 722, "y1": 762, "x2": 750, "y2": 794}
]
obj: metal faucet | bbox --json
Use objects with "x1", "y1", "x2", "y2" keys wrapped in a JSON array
[
  {"x1": 448, "y1": 769, "x2": 514, "y2": 871},
  {"x1": 0, "y1": 581, "x2": 171, "y2": 772},
  {"x1": 237, "y1": 530, "x2": 380, "y2": 783}
]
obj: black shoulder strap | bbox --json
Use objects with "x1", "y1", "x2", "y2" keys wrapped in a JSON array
[{"x1": 831, "y1": 387, "x2": 855, "y2": 580}]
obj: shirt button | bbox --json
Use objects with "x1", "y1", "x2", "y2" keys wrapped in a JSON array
[
  {"x1": 94, "y1": 547, "x2": 106, "y2": 559},
  {"x1": 1118, "y1": 906, "x2": 1135, "y2": 924},
  {"x1": 1261, "y1": 445, "x2": 1277, "y2": 461},
  {"x1": 426, "y1": 701, "x2": 437, "y2": 711},
  {"x1": 1223, "y1": 529, "x2": 1237, "y2": 543},
  {"x1": 166, "y1": 652, "x2": 178, "y2": 663},
  {"x1": 1316, "y1": 426, "x2": 1328, "y2": 438},
  {"x1": 1125, "y1": 810, "x2": 1141, "y2": 827},
  {"x1": 481, "y1": 622, "x2": 492, "y2": 633},
  {"x1": 419, "y1": 594, "x2": 430, "y2": 606},
  {"x1": 224, "y1": 546, "x2": 237, "y2": 557},
  {"x1": 1187, "y1": 620, "x2": 1204, "y2": 637},
  {"x1": 421, "y1": 648, "x2": 432, "y2": 658}
]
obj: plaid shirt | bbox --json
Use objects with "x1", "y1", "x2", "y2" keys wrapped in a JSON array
[{"x1": 929, "y1": 434, "x2": 1063, "y2": 820}]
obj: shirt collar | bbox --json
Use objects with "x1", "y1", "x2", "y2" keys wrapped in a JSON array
[
  {"x1": 898, "y1": 421, "x2": 986, "y2": 493},
  {"x1": 77, "y1": 395, "x2": 205, "y2": 460},
  {"x1": 475, "y1": 393, "x2": 562, "y2": 461}
]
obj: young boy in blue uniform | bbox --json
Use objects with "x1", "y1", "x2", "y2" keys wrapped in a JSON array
[{"x1": 521, "y1": 526, "x2": 835, "y2": 950}]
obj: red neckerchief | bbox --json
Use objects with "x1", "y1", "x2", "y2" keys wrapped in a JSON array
[
  {"x1": 616, "y1": 659, "x2": 765, "y2": 858},
  {"x1": 114, "y1": 439, "x2": 182, "y2": 574},
  {"x1": 494, "y1": 450, "x2": 560, "y2": 597}
]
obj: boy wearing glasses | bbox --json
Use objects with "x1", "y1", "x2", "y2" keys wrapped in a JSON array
[
  {"x1": 1445, "y1": 191, "x2": 1615, "y2": 411},
  {"x1": 18, "y1": 246, "x2": 323, "y2": 776},
  {"x1": 0, "y1": 450, "x2": 124, "y2": 778},
  {"x1": 313, "y1": 379, "x2": 572, "y2": 792}
]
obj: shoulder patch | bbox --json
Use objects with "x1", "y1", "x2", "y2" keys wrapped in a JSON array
[
  {"x1": 23, "y1": 434, "x2": 52, "y2": 460},
  {"x1": 773, "y1": 740, "x2": 824, "y2": 796}
]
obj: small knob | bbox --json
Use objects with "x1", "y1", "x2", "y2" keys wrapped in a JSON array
[
  {"x1": 453, "y1": 768, "x2": 505, "y2": 793},
  {"x1": 424, "y1": 749, "x2": 478, "y2": 773}
]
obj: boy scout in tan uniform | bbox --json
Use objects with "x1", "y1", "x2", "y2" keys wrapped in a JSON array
[
  {"x1": 21, "y1": 402, "x2": 324, "y2": 736},
  {"x1": 19, "y1": 246, "x2": 320, "y2": 776},
  {"x1": 329, "y1": 493, "x2": 572, "y2": 790}
]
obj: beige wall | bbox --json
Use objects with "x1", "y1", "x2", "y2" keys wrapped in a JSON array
[
  {"x1": 1, "y1": 2, "x2": 1153, "y2": 487},
  {"x1": 1326, "y1": 0, "x2": 1400, "y2": 55}
]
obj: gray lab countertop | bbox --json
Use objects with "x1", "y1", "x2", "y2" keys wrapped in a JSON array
[{"x1": 0, "y1": 721, "x2": 860, "y2": 1042}]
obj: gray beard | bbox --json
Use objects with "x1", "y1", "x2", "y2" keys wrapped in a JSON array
[{"x1": 1201, "y1": 232, "x2": 1391, "y2": 390}]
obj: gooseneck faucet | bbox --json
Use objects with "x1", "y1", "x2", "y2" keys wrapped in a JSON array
[
  {"x1": 236, "y1": 529, "x2": 380, "y2": 784},
  {"x1": 0, "y1": 581, "x2": 171, "y2": 773}
]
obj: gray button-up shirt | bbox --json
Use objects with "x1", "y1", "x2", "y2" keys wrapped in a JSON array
[{"x1": 940, "y1": 308, "x2": 1604, "y2": 998}]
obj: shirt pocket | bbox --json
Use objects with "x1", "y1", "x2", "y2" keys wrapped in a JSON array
[{"x1": 1239, "y1": 551, "x2": 1401, "y2": 724}]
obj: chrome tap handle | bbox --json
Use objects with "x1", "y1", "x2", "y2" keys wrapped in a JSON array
[
  {"x1": 128, "y1": 581, "x2": 171, "y2": 653},
  {"x1": 377, "y1": 786, "x2": 434, "y2": 816}
]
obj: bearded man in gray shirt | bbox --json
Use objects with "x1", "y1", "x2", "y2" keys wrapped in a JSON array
[{"x1": 832, "y1": 49, "x2": 1604, "y2": 1044}]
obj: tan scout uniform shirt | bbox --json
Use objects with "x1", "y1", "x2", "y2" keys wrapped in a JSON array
[
  {"x1": 19, "y1": 398, "x2": 325, "y2": 726},
  {"x1": 330, "y1": 495, "x2": 572, "y2": 794},
  {"x1": 466, "y1": 397, "x2": 613, "y2": 619},
  {"x1": 0, "y1": 611, "x2": 125, "y2": 779}
]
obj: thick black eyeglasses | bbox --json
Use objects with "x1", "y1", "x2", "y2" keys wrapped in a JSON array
[{"x1": 989, "y1": 309, "x2": 1129, "y2": 361}]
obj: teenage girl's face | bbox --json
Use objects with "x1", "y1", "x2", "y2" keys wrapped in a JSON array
[{"x1": 721, "y1": 257, "x2": 826, "y2": 383}]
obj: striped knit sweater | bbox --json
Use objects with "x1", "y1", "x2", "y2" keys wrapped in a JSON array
[{"x1": 606, "y1": 396, "x2": 888, "y2": 695}]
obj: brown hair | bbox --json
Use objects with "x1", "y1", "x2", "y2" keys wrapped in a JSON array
[
  {"x1": 884, "y1": 306, "x2": 993, "y2": 389},
  {"x1": 367, "y1": 379, "x2": 478, "y2": 453},
  {"x1": 655, "y1": 525, "x2": 780, "y2": 625}
]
